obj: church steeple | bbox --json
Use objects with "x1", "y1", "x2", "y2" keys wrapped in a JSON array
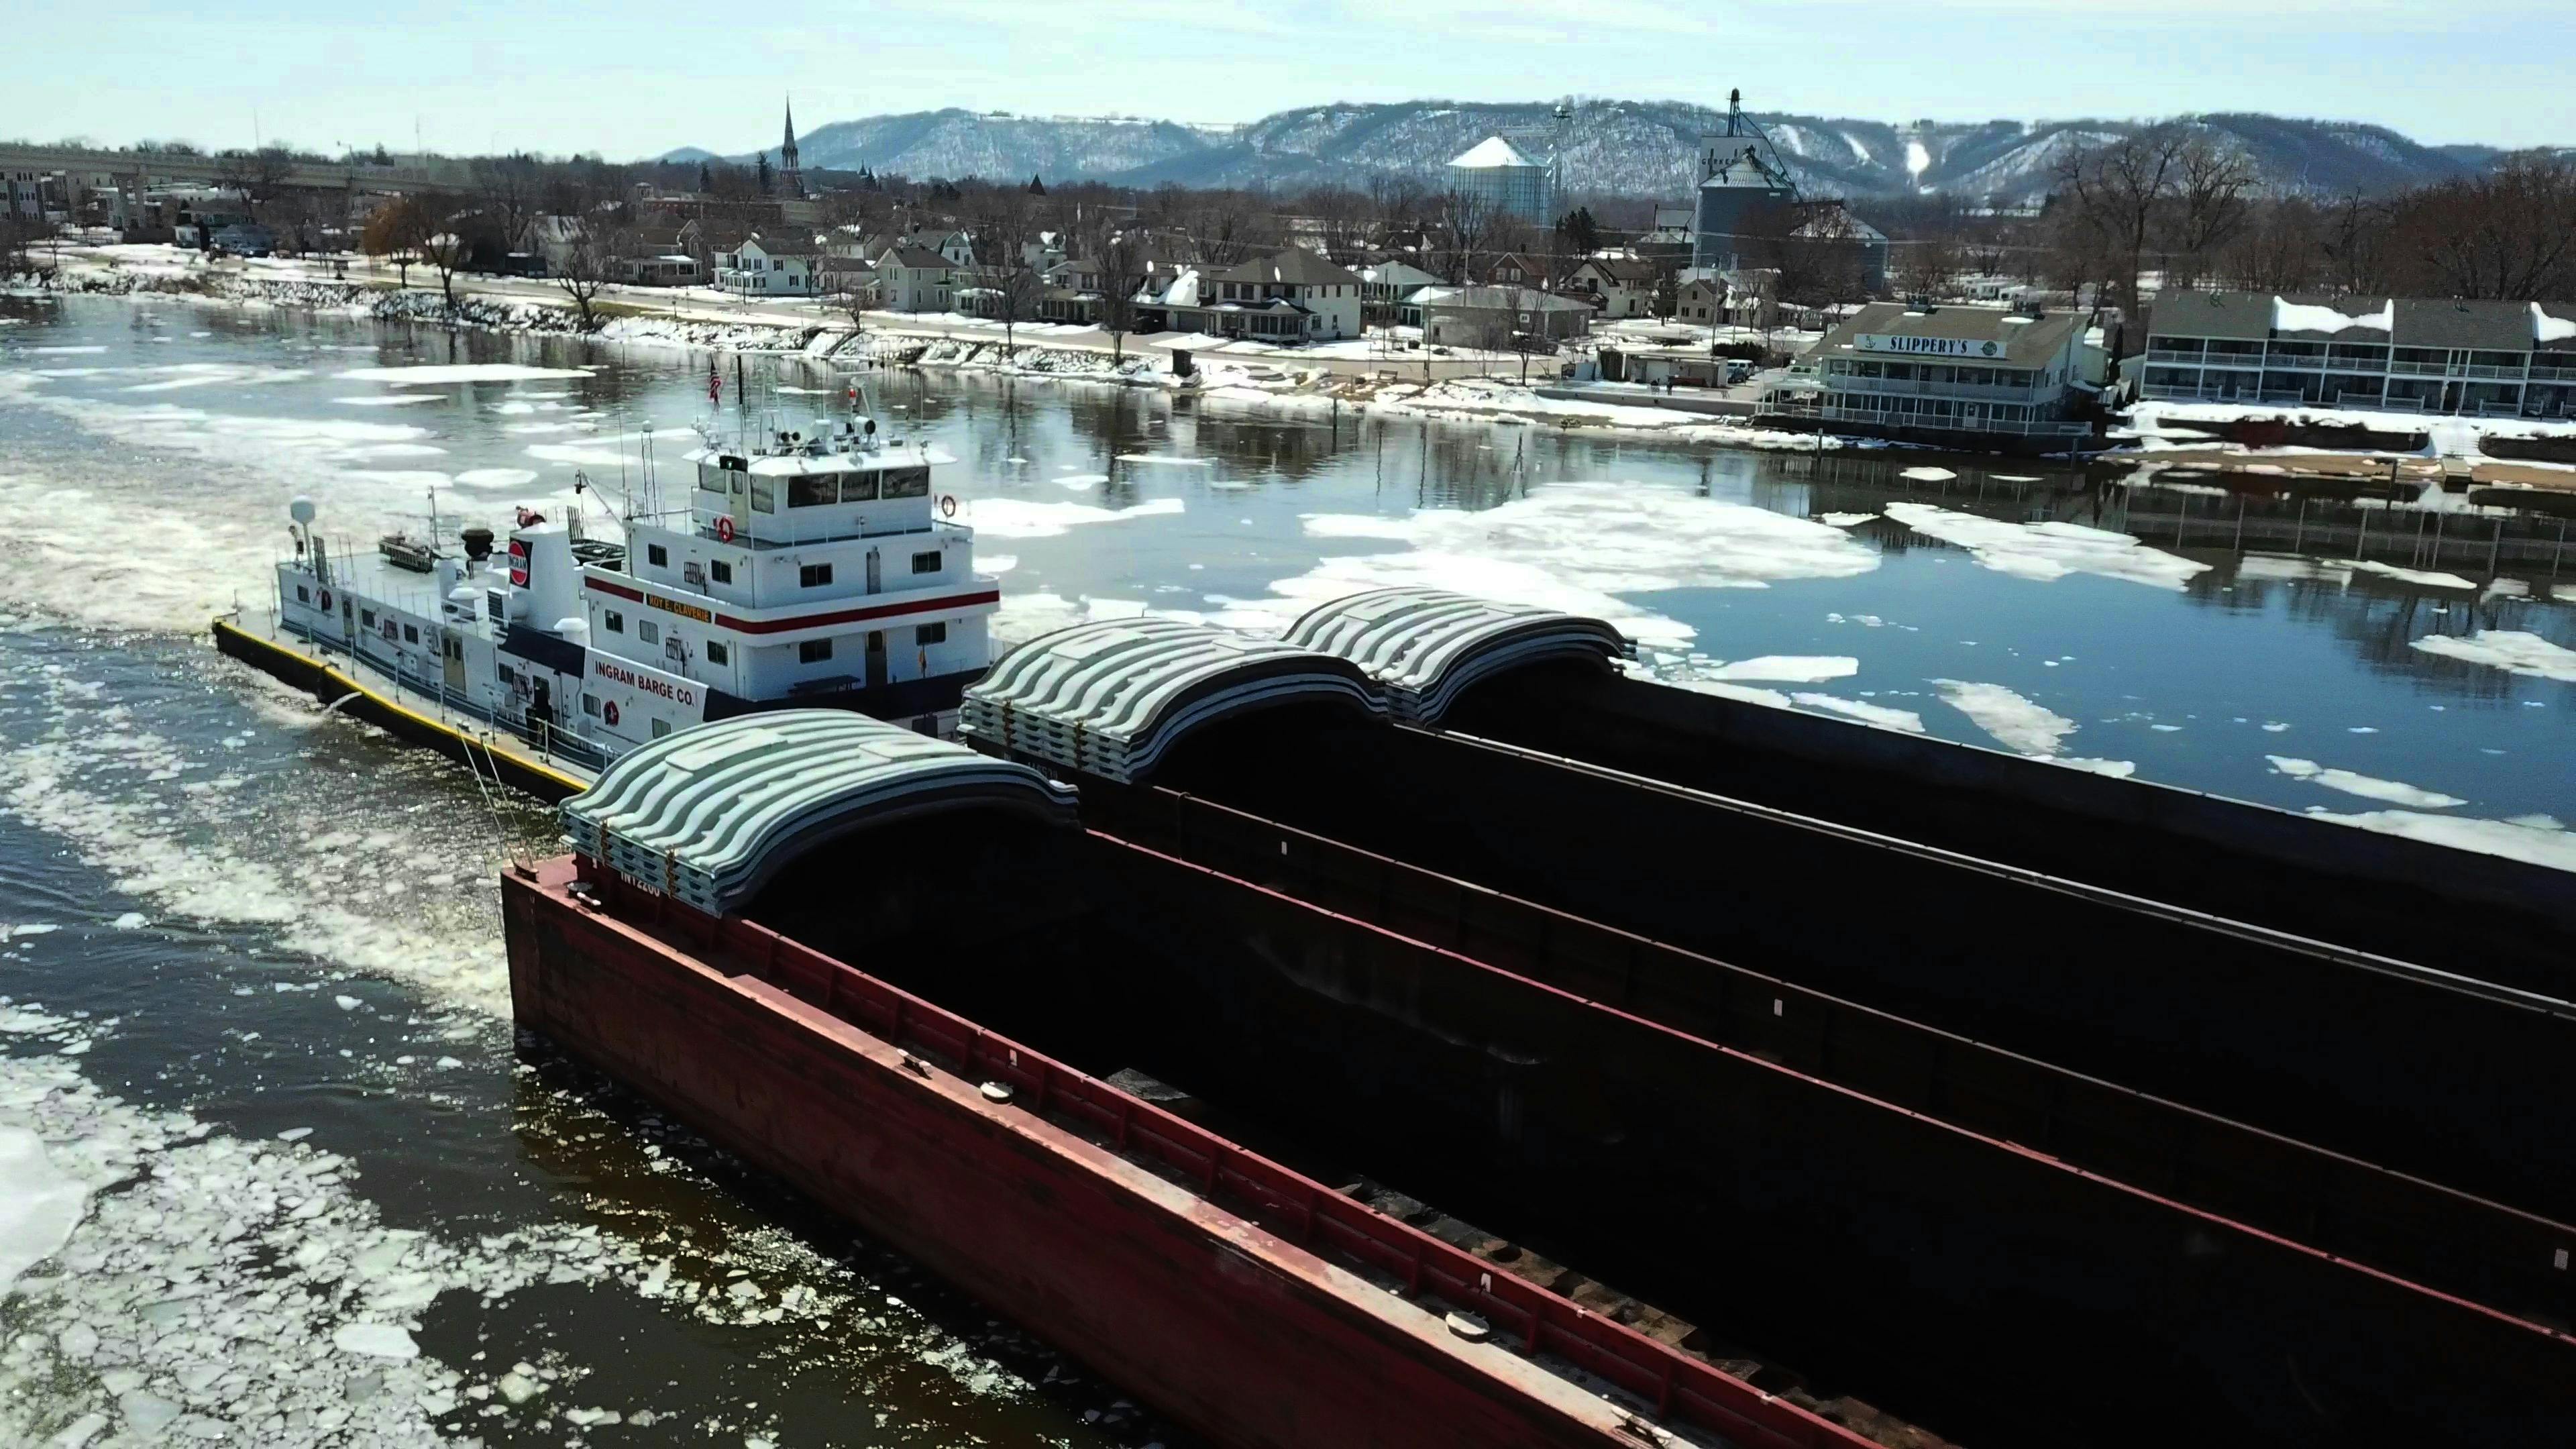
[{"x1": 778, "y1": 95, "x2": 804, "y2": 199}]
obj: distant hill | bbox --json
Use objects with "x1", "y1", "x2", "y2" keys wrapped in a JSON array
[{"x1": 672, "y1": 101, "x2": 2532, "y2": 203}]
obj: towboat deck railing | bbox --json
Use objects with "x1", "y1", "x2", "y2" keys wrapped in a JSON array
[
  {"x1": 587, "y1": 871, "x2": 1870, "y2": 1449},
  {"x1": 278, "y1": 616, "x2": 616, "y2": 773}
]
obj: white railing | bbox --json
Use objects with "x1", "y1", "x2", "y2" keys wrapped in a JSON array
[{"x1": 1766, "y1": 400, "x2": 2092, "y2": 439}]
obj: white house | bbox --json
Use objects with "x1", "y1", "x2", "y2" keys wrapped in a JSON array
[
  {"x1": 716, "y1": 235, "x2": 821, "y2": 298},
  {"x1": 1570, "y1": 256, "x2": 1660, "y2": 319},
  {"x1": 927, "y1": 229, "x2": 976, "y2": 268},
  {"x1": 876, "y1": 244, "x2": 958, "y2": 313}
]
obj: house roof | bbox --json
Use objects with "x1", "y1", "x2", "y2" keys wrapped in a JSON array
[
  {"x1": 1579, "y1": 256, "x2": 1658, "y2": 284},
  {"x1": 2145, "y1": 290, "x2": 2558, "y2": 352},
  {"x1": 1449, "y1": 136, "x2": 1538, "y2": 170},
  {"x1": 883, "y1": 244, "x2": 953, "y2": 269},
  {"x1": 1814, "y1": 303, "x2": 2082, "y2": 368},
  {"x1": 745, "y1": 234, "x2": 820, "y2": 257},
  {"x1": 1418, "y1": 285, "x2": 1597, "y2": 315},
  {"x1": 1208, "y1": 247, "x2": 1362, "y2": 288}
]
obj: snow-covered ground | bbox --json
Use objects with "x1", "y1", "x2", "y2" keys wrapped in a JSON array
[{"x1": 2120, "y1": 400, "x2": 2576, "y2": 462}]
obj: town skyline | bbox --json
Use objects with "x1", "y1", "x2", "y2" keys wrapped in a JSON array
[{"x1": 4, "y1": 1, "x2": 2572, "y2": 160}]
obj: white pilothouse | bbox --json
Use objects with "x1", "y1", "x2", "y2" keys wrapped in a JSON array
[{"x1": 266, "y1": 404, "x2": 1000, "y2": 775}]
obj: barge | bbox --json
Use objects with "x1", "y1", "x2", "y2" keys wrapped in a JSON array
[{"x1": 508, "y1": 693, "x2": 2576, "y2": 1447}]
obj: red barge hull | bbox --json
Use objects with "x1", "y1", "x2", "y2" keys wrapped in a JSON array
[{"x1": 502, "y1": 856, "x2": 1862, "y2": 1449}]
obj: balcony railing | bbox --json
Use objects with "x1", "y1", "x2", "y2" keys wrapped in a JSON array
[
  {"x1": 1765, "y1": 399, "x2": 2092, "y2": 439},
  {"x1": 2529, "y1": 366, "x2": 2576, "y2": 383},
  {"x1": 1827, "y1": 375, "x2": 2039, "y2": 404},
  {"x1": 2143, "y1": 349, "x2": 2206, "y2": 365}
]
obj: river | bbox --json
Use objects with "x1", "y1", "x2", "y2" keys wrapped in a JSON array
[{"x1": 0, "y1": 290, "x2": 2569, "y2": 1448}]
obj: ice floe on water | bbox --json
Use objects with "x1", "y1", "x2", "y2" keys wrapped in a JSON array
[
  {"x1": 336, "y1": 364, "x2": 593, "y2": 385},
  {"x1": 1886, "y1": 503, "x2": 2210, "y2": 589},
  {"x1": 2300, "y1": 810, "x2": 2576, "y2": 873},
  {"x1": 1705, "y1": 655, "x2": 1858, "y2": 684},
  {"x1": 1818, "y1": 512, "x2": 1878, "y2": 527},
  {"x1": 1051, "y1": 472, "x2": 1108, "y2": 491},
  {"x1": 2345, "y1": 559, "x2": 2478, "y2": 591},
  {"x1": 1898, "y1": 466, "x2": 1957, "y2": 482},
  {"x1": 2410, "y1": 629, "x2": 2576, "y2": 684},
  {"x1": 452, "y1": 467, "x2": 540, "y2": 490},
  {"x1": 331, "y1": 394, "x2": 441, "y2": 407},
  {"x1": 1287, "y1": 483, "x2": 1876, "y2": 649},
  {"x1": 1789, "y1": 693, "x2": 1925, "y2": 732},
  {"x1": 0, "y1": 1120, "x2": 86, "y2": 1293},
  {"x1": 969, "y1": 495, "x2": 1183, "y2": 539},
  {"x1": 1932, "y1": 679, "x2": 2078, "y2": 755},
  {"x1": 2267, "y1": 755, "x2": 2466, "y2": 809}
]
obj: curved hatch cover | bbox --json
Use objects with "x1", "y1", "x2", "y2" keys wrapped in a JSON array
[
  {"x1": 562, "y1": 710, "x2": 1079, "y2": 916},
  {"x1": 961, "y1": 616, "x2": 1386, "y2": 783},
  {"x1": 1283, "y1": 588, "x2": 1633, "y2": 723}
]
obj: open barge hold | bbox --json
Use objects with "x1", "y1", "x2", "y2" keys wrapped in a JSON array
[{"x1": 510, "y1": 702, "x2": 2576, "y2": 1449}]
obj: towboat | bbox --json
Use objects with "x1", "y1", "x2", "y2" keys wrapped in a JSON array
[{"x1": 214, "y1": 404, "x2": 1000, "y2": 795}]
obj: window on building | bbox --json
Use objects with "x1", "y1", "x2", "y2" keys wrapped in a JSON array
[
  {"x1": 604, "y1": 610, "x2": 624, "y2": 633},
  {"x1": 705, "y1": 640, "x2": 729, "y2": 665},
  {"x1": 637, "y1": 620, "x2": 659, "y2": 645},
  {"x1": 651, "y1": 718, "x2": 672, "y2": 739},
  {"x1": 497, "y1": 664, "x2": 517, "y2": 687},
  {"x1": 402, "y1": 624, "x2": 420, "y2": 644},
  {"x1": 295, "y1": 584, "x2": 310, "y2": 603},
  {"x1": 799, "y1": 638, "x2": 833, "y2": 664},
  {"x1": 911, "y1": 551, "x2": 941, "y2": 574},
  {"x1": 916, "y1": 621, "x2": 947, "y2": 646},
  {"x1": 647, "y1": 543, "x2": 667, "y2": 567},
  {"x1": 582, "y1": 693, "x2": 600, "y2": 716},
  {"x1": 360, "y1": 608, "x2": 376, "y2": 627},
  {"x1": 710, "y1": 560, "x2": 733, "y2": 584},
  {"x1": 800, "y1": 563, "x2": 833, "y2": 588}
]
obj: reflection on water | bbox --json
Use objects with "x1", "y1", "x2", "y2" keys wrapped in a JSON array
[{"x1": 0, "y1": 290, "x2": 2569, "y2": 1442}]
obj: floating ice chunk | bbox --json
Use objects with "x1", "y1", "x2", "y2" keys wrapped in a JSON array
[
  {"x1": 1052, "y1": 473, "x2": 1108, "y2": 491},
  {"x1": 334, "y1": 995, "x2": 362, "y2": 1011},
  {"x1": 1818, "y1": 512, "x2": 1877, "y2": 527},
  {"x1": 969, "y1": 496, "x2": 1181, "y2": 539},
  {"x1": 1670, "y1": 679, "x2": 1791, "y2": 708},
  {"x1": 110, "y1": 912, "x2": 146, "y2": 929},
  {"x1": 2343, "y1": 559, "x2": 2477, "y2": 590},
  {"x1": 2261, "y1": 722, "x2": 2291, "y2": 733},
  {"x1": 0, "y1": 1126, "x2": 87, "y2": 1293},
  {"x1": 117, "y1": 1392, "x2": 182, "y2": 1437},
  {"x1": 338, "y1": 364, "x2": 592, "y2": 384},
  {"x1": 496, "y1": 1371, "x2": 544, "y2": 1404},
  {"x1": 2410, "y1": 630, "x2": 2576, "y2": 684},
  {"x1": 2302, "y1": 810, "x2": 2576, "y2": 872},
  {"x1": 2040, "y1": 756, "x2": 2137, "y2": 778},
  {"x1": 7, "y1": 924, "x2": 59, "y2": 938},
  {"x1": 1899, "y1": 466, "x2": 1957, "y2": 482},
  {"x1": 453, "y1": 467, "x2": 541, "y2": 490},
  {"x1": 1707, "y1": 655, "x2": 1858, "y2": 684},
  {"x1": 1887, "y1": 503, "x2": 2209, "y2": 589},
  {"x1": 1790, "y1": 694, "x2": 1924, "y2": 732},
  {"x1": 1115, "y1": 453, "x2": 1212, "y2": 466},
  {"x1": 276, "y1": 1127, "x2": 314, "y2": 1142},
  {"x1": 2266, "y1": 756, "x2": 2464, "y2": 809},
  {"x1": 47, "y1": 1410, "x2": 108, "y2": 1448},
  {"x1": 1933, "y1": 680, "x2": 2076, "y2": 755},
  {"x1": 331, "y1": 1322, "x2": 420, "y2": 1359}
]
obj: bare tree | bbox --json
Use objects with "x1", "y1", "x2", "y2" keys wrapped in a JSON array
[
  {"x1": 821, "y1": 258, "x2": 877, "y2": 334},
  {"x1": 419, "y1": 225, "x2": 471, "y2": 313},
  {"x1": 1302, "y1": 185, "x2": 1371, "y2": 265},
  {"x1": 2396, "y1": 156, "x2": 2576, "y2": 300},
  {"x1": 1895, "y1": 234, "x2": 1964, "y2": 298},
  {"x1": 2163, "y1": 140, "x2": 2259, "y2": 290},
  {"x1": 986, "y1": 264, "x2": 1046, "y2": 359},
  {"x1": 553, "y1": 222, "x2": 624, "y2": 331},
  {"x1": 474, "y1": 154, "x2": 543, "y2": 252},
  {"x1": 2050, "y1": 128, "x2": 2193, "y2": 313},
  {"x1": 1431, "y1": 188, "x2": 1501, "y2": 283},
  {"x1": 1096, "y1": 236, "x2": 1141, "y2": 362},
  {"x1": 214, "y1": 146, "x2": 294, "y2": 221},
  {"x1": 360, "y1": 196, "x2": 430, "y2": 286}
]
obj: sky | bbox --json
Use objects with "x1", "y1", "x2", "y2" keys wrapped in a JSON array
[{"x1": 5, "y1": 1, "x2": 2569, "y2": 158}]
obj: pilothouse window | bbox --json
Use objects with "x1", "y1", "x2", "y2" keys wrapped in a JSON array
[
  {"x1": 750, "y1": 477, "x2": 777, "y2": 514},
  {"x1": 881, "y1": 466, "x2": 930, "y2": 499},
  {"x1": 789, "y1": 472, "x2": 837, "y2": 508},
  {"x1": 839, "y1": 472, "x2": 877, "y2": 503}
]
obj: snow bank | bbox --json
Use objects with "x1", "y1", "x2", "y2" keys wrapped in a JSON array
[
  {"x1": 1886, "y1": 503, "x2": 2209, "y2": 589},
  {"x1": 2271, "y1": 295, "x2": 2392, "y2": 335}
]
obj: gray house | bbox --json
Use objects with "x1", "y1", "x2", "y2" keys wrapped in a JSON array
[{"x1": 2133, "y1": 290, "x2": 2576, "y2": 418}]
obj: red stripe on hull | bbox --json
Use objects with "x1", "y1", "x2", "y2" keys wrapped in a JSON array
[
  {"x1": 583, "y1": 576, "x2": 998, "y2": 635},
  {"x1": 500, "y1": 858, "x2": 1863, "y2": 1449}
]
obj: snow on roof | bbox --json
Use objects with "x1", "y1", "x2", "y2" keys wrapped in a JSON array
[
  {"x1": 2272, "y1": 295, "x2": 2392, "y2": 335},
  {"x1": 2534, "y1": 302, "x2": 2576, "y2": 347},
  {"x1": 1166, "y1": 268, "x2": 1201, "y2": 308},
  {"x1": 1449, "y1": 136, "x2": 1539, "y2": 170}
]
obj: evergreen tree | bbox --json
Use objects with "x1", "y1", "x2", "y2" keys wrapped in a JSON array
[
  {"x1": 698, "y1": 160, "x2": 713, "y2": 193},
  {"x1": 756, "y1": 153, "x2": 774, "y2": 196},
  {"x1": 1556, "y1": 206, "x2": 1600, "y2": 258},
  {"x1": 1027, "y1": 172, "x2": 1046, "y2": 195}
]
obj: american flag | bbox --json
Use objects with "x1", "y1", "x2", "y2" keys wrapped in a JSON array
[{"x1": 708, "y1": 358, "x2": 722, "y2": 404}]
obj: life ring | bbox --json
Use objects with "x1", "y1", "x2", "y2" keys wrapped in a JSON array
[
  {"x1": 938, "y1": 494, "x2": 958, "y2": 519},
  {"x1": 715, "y1": 516, "x2": 736, "y2": 543},
  {"x1": 318, "y1": 588, "x2": 333, "y2": 612},
  {"x1": 602, "y1": 700, "x2": 620, "y2": 727}
]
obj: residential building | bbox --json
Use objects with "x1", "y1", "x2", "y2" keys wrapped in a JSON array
[
  {"x1": 1570, "y1": 256, "x2": 1660, "y2": 319},
  {"x1": 616, "y1": 252, "x2": 703, "y2": 286},
  {"x1": 716, "y1": 235, "x2": 820, "y2": 297},
  {"x1": 1677, "y1": 276, "x2": 1726, "y2": 324},
  {"x1": 1448, "y1": 136, "x2": 1551, "y2": 225},
  {"x1": 5, "y1": 170, "x2": 47, "y2": 220},
  {"x1": 1765, "y1": 302, "x2": 2096, "y2": 445},
  {"x1": 2131, "y1": 290, "x2": 2576, "y2": 419},
  {"x1": 1022, "y1": 230, "x2": 1067, "y2": 270},
  {"x1": 876, "y1": 244, "x2": 958, "y2": 313},
  {"x1": 1486, "y1": 252, "x2": 1545, "y2": 288},
  {"x1": 1417, "y1": 285, "x2": 1595, "y2": 350},
  {"x1": 1360, "y1": 260, "x2": 1444, "y2": 322},
  {"x1": 1134, "y1": 248, "x2": 1364, "y2": 342},
  {"x1": 813, "y1": 256, "x2": 877, "y2": 306},
  {"x1": 926, "y1": 229, "x2": 976, "y2": 268}
]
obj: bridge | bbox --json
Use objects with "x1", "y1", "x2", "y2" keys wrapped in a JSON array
[{"x1": 0, "y1": 142, "x2": 472, "y2": 195}]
